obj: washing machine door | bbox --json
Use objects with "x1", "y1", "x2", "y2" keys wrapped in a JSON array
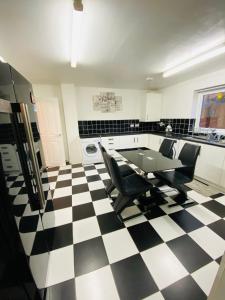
[{"x1": 85, "y1": 143, "x2": 98, "y2": 156}]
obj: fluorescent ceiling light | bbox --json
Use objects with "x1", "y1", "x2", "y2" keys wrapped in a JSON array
[
  {"x1": 0, "y1": 56, "x2": 6, "y2": 63},
  {"x1": 163, "y1": 43, "x2": 225, "y2": 78},
  {"x1": 71, "y1": 10, "x2": 83, "y2": 68}
]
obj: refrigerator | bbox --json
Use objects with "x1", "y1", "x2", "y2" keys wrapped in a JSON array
[{"x1": 0, "y1": 61, "x2": 53, "y2": 299}]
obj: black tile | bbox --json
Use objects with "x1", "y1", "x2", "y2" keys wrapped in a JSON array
[
  {"x1": 203, "y1": 200, "x2": 225, "y2": 218},
  {"x1": 72, "y1": 163, "x2": 82, "y2": 168},
  {"x1": 32, "y1": 224, "x2": 73, "y2": 254},
  {"x1": 47, "y1": 166, "x2": 59, "y2": 172},
  {"x1": 162, "y1": 275, "x2": 206, "y2": 300},
  {"x1": 208, "y1": 219, "x2": 225, "y2": 240},
  {"x1": 128, "y1": 222, "x2": 163, "y2": 251},
  {"x1": 53, "y1": 196, "x2": 72, "y2": 210},
  {"x1": 145, "y1": 206, "x2": 166, "y2": 220},
  {"x1": 72, "y1": 172, "x2": 85, "y2": 178},
  {"x1": 86, "y1": 175, "x2": 101, "y2": 182},
  {"x1": 46, "y1": 176, "x2": 58, "y2": 183},
  {"x1": 97, "y1": 168, "x2": 107, "y2": 174},
  {"x1": 58, "y1": 169, "x2": 71, "y2": 175},
  {"x1": 170, "y1": 210, "x2": 204, "y2": 233},
  {"x1": 73, "y1": 203, "x2": 95, "y2": 221},
  {"x1": 12, "y1": 204, "x2": 26, "y2": 217},
  {"x1": 210, "y1": 193, "x2": 224, "y2": 199},
  {"x1": 90, "y1": 189, "x2": 108, "y2": 201},
  {"x1": 167, "y1": 235, "x2": 212, "y2": 273},
  {"x1": 74, "y1": 237, "x2": 109, "y2": 276},
  {"x1": 55, "y1": 180, "x2": 72, "y2": 189},
  {"x1": 19, "y1": 215, "x2": 39, "y2": 233},
  {"x1": 72, "y1": 184, "x2": 89, "y2": 194},
  {"x1": 84, "y1": 165, "x2": 96, "y2": 171},
  {"x1": 97, "y1": 212, "x2": 125, "y2": 235},
  {"x1": 45, "y1": 199, "x2": 54, "y2": 212},
  {"x1": 111, "y1": 254, "x2": 158, "y2": 300},
  {"x1": 46, "y1": 279, "x2": 75, "y2": 300},
  {"x1": 216, "y1": 256, "x2": 222, "y2": 265},
  {"x1": 11, "y1": 181, "x2": 24, "y2": 188}
]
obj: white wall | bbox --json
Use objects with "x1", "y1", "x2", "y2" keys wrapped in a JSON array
[
  {"x1": 61, "y1": 84, "x2": 82, "y2": 164},
  {"x1": 161, "y1": 68, "x2": 225, "y2": 119},
  {"x1": 33, "y1": 84, "x2": 69, "y2": 161},
  {"x1": 76, "y1": 86, "x2": 146, "y2": 120}
]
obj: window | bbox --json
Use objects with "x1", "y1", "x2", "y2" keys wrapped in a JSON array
[{"x1": 195, "y1": 89, "x2": 225, "y2": 133}]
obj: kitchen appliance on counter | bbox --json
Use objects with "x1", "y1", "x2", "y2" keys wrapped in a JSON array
[{"x1": 0, "y1": 61, "x2": 53, "y2": 299}]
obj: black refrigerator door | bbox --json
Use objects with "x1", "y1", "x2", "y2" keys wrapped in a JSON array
[
  {"x1": 0, "y1": 99, "x2": 53, "y2": 299},
  {"x1": 0, "y1": 62, "x2": 16, "y2": 102}
]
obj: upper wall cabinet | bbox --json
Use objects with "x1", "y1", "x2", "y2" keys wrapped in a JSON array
[{"x1": 141, "y1": 92, "x2": 162, "y2": 122}]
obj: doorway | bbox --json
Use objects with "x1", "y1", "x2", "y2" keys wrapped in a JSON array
[{"x1": 36, "y1": 97, "x2": 66, "y2": 167}]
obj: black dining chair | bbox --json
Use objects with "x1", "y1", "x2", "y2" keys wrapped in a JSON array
[
  {"x1": 98, "y1": 142, "x2": 135, "y2": 196},
  {"x1": 106, "y1": 152, "x2": 152, "y2": 221},
  {"x1": 159, "y1": 138, "x2": 176, "y2": 158},
  {"x1": 155, "y1": 143, "x2": 201, "y2": 206}
]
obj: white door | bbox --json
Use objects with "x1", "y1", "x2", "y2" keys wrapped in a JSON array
[{"x1": 36, "y1": 97, "x2": 66, "y2": 167}]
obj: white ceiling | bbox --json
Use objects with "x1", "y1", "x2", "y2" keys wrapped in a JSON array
[{"x1": 1, "y1": 0, "x2": 225, "y2": 89}]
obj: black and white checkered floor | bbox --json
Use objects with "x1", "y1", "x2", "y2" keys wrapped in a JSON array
[{"x1": 8, "y1": 159, "x2": 225, "y2": 300}]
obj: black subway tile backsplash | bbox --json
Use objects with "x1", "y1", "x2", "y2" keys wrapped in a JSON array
[{"x1": 78, "y1": 118, "x2": 195, "y2": 137}]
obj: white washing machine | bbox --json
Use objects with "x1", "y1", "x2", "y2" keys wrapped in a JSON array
[{"x1": 80, "y1": 138, "x2": 103, "y2": 165}]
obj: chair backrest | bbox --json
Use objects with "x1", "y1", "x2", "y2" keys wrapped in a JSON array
[
  {"x1": 159, "y1": 138, "x2": 176, "y2": 158},
  {"x1": 98, "y1": 142, "x2": 111, "y2": 176},
  {"x1": 178, "y1": 143, "x2": 201, "y2": 179},
  {"x1": 106, "y1": 152, "x2": 125, "y2": 194}
]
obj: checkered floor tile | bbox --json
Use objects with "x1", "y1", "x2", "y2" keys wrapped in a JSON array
[{"x1": 7, "y1": 160, "x2": 225, "y2": 300}]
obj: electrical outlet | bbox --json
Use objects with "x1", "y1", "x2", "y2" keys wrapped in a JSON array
[
  {"x1": 130, "y1": 124, "x2": 134, "y2": 128},
  {"x1": 135, "y1": 124, "x2": 139, "y2": 128}
]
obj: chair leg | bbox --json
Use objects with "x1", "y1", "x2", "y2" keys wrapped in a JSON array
[
  {"x1": 168, "y1": 188, "x2": 194, "y2": 207},
  {"x1": 106, "y1": 182, "x2": 115, "y2": 196}
]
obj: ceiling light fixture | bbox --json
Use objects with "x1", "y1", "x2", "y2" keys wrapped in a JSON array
[
  {"x1": 71, "y1": 0, "x2": 84, "y2": 68},
  {"x1": 0, "y1": 56, "x2": 6, "y2": 63},
  {"x1": 163, "y1": 43, "x2": 225, "y2": 78},
  {"x1": 146, "y1": 76, "x2": 153, "y2": 81}
]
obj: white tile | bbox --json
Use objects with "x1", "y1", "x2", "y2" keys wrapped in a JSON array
[
  {"x1": 95, "y1": 163, "x2": 105, "y2": 169},
  {"x1": 14, "y1": 194, "x2": 29, "y2": 205},
  {"x1": 93, "y1": 199, "x2": 113, "y2": 215},
  {"x1": 103, "y1": 228, "x2": 138, "y2": 263},
  {"x1": 149, "y1": 215, "x2": 185, "y2": 242},
  {"x1": 72, "y1": 177, "x2": 87, "y2": 185},
  {"x1": 160, "y1": 198, "x2": 183, "y2": 214},
  {"x1": 186, "y1": 205, "x2": 220, "y2": 225},
  {"x1": 72, "y1": 192, "x2": 92, "y2": 206},
  {"x1": 192, "y1": 261, "x2": 219, "y2": 296},
  {"x1": 85, "y1": 170, "x2": 98, "y2": 176},
  {"x1": 143, "y1": 291, "x2": 165, "y2": 300},
  {"x1": 187, "y1": 190, "x2": 211, "y2": 204},
  {"x1": 47, "y1": 171, "x2": 59, "y2": 177},
  {"x1": 53, "y1": 186, "x2": 72, "y2": 198},
  {"x1": 23, "y1": 204, "x2": 39, "y2": 216},
  {"x1": 49, "y1": 182, "x2": 56, "y2": 190},
  {"x1": 73, "y1": 216, "x2": 101, "y2": 244},
  {"x1": 120, "y1": 205, "x2": 141, "y2": 219},
  {"x1": 57, "y1": 174, "x2": 72, "y2": 181},
  {"x1": 88, "y1": 181, "x2": 105, "y2": 191},
  {"x1": 215, "y1": 195, "x2": 225, "y2": 206},
  {"x1": 19, "y1": 232, "x2": 36, "y2": 256},
  {"x1": 42, "y1": 208, "x2": 72, "y2": 229},
  {"x1": 99, "y1": 173, "x2": 110, "y2": 180},
  {"x1": 46, "y1": 246, "x2": 74, "y2": 287},
  {"x1": 189, "y1": 227, "x2": 225, "y2": 259},
  {"x1": 76, "y1": 266, "x2": 119, "y2": 300},
  {"x1": 72, "y1": 167, "x2": 84, "y2": 173},
  {"x1": 141, "y1": 244, "x2": 188, "y2": 289},
  {"x1": 60, "y1": 165, "x2": 71, "y2": 170},
  {"x1": 30, "y1": 252, "x2": 49, "y2": 288},
  {"x1": 124, "y1": 214, "x2": 148, "y2": 227}
]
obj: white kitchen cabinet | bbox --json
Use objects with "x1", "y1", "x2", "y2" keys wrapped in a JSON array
[
  {"x1": 178, "y1": 140, "x2": 225, "y2": 187},
  {"x1": 141, "y1": 92, "x2": 162, "y2": 122},
  {"x1": 136, "y1": 134, "x2": 148, "y2": 148}
]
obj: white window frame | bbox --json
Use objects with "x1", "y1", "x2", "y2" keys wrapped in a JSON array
[{"x1": 195, "y1": 87, "x2": 225, "y2": 134}]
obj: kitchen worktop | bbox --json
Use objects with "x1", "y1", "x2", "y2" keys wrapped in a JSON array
[{"x1": 79, "y1": 131, "x2": 225, "y2": 148}]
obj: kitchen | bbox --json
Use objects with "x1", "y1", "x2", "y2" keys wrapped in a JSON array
[{"x1": 0, "y1": 1, "x2": 225, "y2": 300}]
